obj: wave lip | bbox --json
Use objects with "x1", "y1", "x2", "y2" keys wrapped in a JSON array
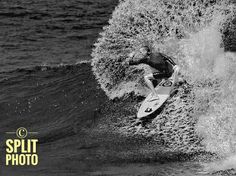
[{"x1": 92, "y1": 0, "x2": 235, "y2": 99}]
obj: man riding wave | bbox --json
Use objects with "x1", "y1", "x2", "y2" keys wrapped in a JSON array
[{"x1": 126, "y1": 45, "x2": 181, "y2": 100}]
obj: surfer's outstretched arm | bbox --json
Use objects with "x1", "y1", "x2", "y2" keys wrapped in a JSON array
[
  {"x1": 127, "y1": 58, "x2": 147, "y2": 65},
  {"x1": 126, "y1": 52, "x2": 148, "y2": 66}
]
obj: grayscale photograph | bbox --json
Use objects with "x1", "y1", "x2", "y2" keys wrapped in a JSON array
[{"x1": 0, "y1": 0, "x2": 236, "y2": 175}]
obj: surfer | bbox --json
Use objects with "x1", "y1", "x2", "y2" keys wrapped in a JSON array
[{"x1": 126, "y1": 46, "x2": 181, "y2": 99}]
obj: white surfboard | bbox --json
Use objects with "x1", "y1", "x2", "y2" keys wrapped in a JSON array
[{"x1": 137, "y1": 78, "x2": 174, "y2": 119}]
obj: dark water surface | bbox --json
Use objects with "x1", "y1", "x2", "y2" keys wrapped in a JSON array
[
  {"x1": 0, "y1": 0, "x2": 118, "y2": 72},
  {"x1": 0, "y1": 64, "x2": 205, "y2": 176},
  {"x1": 0, "y1": 64, "x2": 106, "y2": 175},
  {"x1": 1, "y1": 1, "x2": 235, "y2": 175}
]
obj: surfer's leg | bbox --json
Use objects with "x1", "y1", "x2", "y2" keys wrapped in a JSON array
[
  {"x1": 144, "y1": 74, "x2": 158, "y2": 96},
  {"x1": 170, "y1": 65, "x2": 180, "y2": 84}
]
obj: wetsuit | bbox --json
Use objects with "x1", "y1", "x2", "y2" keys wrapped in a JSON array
[{"x1": 129, "y1": 52, "x2": 176, "y2": 79}]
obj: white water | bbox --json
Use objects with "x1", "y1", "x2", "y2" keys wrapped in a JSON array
[{"x1": 92, "y1": 0, "x2": 236, "y2": 171}]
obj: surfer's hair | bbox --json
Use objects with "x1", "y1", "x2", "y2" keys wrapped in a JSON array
[
  {"x1": 145, "y1": 45, "x2": 151, "y2": 54},
  {"x1": 143, "y1": 45, "x2": 150, "y2": 51},
  {"x1": 139, "y1": 45, "x2": 151, "y2": 56}
]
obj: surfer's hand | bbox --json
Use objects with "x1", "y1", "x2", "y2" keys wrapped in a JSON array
[
  {"x1": 125, "y1": 57, "x2": 133, "y2": 65},
  {"x1": 125, "y1": 52, "x2": 135, "y2": 64}
]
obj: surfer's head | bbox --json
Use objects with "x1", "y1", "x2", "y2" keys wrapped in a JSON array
[
  {"x1": 131, "y1": 45, "x2": 151, "y2": 62},
  {"x1": 139, "y1": 45, "x2": 151, "y2": 56},
  {"x1": 139, "y1": 45, "x2": 151, "y2": 55}
]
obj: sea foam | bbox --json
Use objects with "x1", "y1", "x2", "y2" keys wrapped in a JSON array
[{"x1": 92, "y1": 0, "x2": 236, "y2": 156}]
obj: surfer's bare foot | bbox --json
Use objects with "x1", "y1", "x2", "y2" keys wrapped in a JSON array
[{"x1": 149, "y1": 92, "x2": 159, "y2": 101}]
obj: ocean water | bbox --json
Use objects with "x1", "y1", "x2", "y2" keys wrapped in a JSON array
[
  {"x1": 0, "y1": 0, "x2": 118, "y2": 72},
  {"x1": 1, "y1": 0, "x2": 236, "y2": 176},
  {"x1": 91, "y1": 0, "x2": 236, "y2": 174}
]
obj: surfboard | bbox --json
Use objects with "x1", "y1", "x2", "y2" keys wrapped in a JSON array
[{"x1": 137, "y1": 78, "x2": 174, "y2": 119}]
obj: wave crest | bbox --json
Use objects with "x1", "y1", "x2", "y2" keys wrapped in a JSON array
[
  {"x1": 92, "y1": 0, "x2": 234, "y2": 99},
  {"x1": 91, "y1": 0, "x2": 236, "y2": 156}
]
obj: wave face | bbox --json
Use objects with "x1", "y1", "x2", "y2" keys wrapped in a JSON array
[{"x1": 92, "y1": 0, "x2": 236, "y2": 158}]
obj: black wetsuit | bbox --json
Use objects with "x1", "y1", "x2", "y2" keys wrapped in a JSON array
[{"x1": 129, "y1": 52, "x2": 176, "y2": 79}]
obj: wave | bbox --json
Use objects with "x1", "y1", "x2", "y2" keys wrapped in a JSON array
[
  {"x1": 0, "y1": 62, "x2": 89, "y2": 75},
  {"x1": 179, "y1": 16, "x2": 236, "y2": 171},
  {"x1": 92, "y1": 0, "x2": 235, "y2": 99},
  {"x1": 0, "y1": 62, "x2": 90, "y2": 83},
  {"x1": 91, "y1": 0, "x2": 236, "y2": 160},
  {"x1": 200, "y1": 155, "x2": 236, "y2": 174}
]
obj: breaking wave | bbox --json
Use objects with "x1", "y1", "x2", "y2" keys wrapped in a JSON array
[
  {"x1": 92, "y1": 0, "x2": 236, "y2": 168},
  {"x1": 92, "y1": 0, "x2": 235, "y2": 98}
]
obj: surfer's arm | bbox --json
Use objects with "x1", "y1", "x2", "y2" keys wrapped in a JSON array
[
  {"x1": 126, "y1": 51, "x2": 149, "y2": 65},
  {"x1": 128, "y1": 58, "x2": 147, "y2": 65}
]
